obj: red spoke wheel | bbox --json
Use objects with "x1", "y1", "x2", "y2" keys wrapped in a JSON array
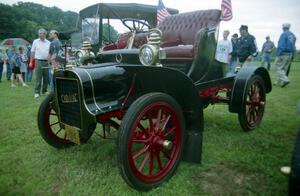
[
  {"x1": 38, "y1": 94, "x2": 94, "y2": 148},
  {"x1": 117, "y1": 93, "x2": 185, "y2": 191},
  {"x1": 238, "y1": 75, "x2": 266, "y2": 131}
]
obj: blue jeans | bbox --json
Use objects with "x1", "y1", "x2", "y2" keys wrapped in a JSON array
[
  {"x1": 48, "y1": 68, "x2": 53, "y2": 92},
  {"x1": 6, "y1": 63, "x2": 13, "y2": 80},
  {"x1": 26, "y1": 70, "x2": 33, "y2": 82},
  {"x1": 261, "y1": 53, "x2": 272, "y2": 70},
  {"x1": 0, "y1": 63, "x2": 3, "y2": 81},
  {"x1": 227, "y1": 58, "x2": 237, "y2": 76}
]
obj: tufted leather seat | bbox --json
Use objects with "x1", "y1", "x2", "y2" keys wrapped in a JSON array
[
  {"x1": 132, "y1": 33, "x2": 148, "y2": 48},
  {"x1": 115, "y1": 32, "x2": 148, "y2": 49},
  {"x1": 158, "y1": 9, "x2": 221, "y2": 60}
]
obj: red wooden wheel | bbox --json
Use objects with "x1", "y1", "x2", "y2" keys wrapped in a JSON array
[
  {"x1": 38, "y1": 94, "x2": 94, "y2": 148},
  {"x1": 238, "y1": 75, "x2": 266, "y2": 131},
  {"x1": 44, "y1": 101, "x2": 72, "y2": 144},
  {"x1": 117, "y1": 93, "x2": 185, "y2": 191}
]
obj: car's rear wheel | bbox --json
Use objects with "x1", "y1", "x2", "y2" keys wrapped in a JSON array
[
  {"x1": 38, "y1": 94, "x2": 94, "y2": 148},
  {"x1": 289, "y1": 127, "x2": 300, "y2": 195},
  {"x1": 238, "y1": 75, "x2": 266, "y2": 131},
  {"x1": 117, "y1": 93, "x2": 185, "y2": 191}
]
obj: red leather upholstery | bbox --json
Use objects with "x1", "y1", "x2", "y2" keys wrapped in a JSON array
[
  {"x1": 133, "y1": 33, "x2": 148, "y2": 48},
  {"x1": 162, "y1": 45, "x2": 194, "y2": 59},
  {"x1": 117, "y1": 33, "x2": 131, "y2": 49},
  {"x1": 116, "y1": 32, "x2": 148, "y2": 49},
  {"x1": 102, "y1": 43, "x2": 118, "y2": 51},
  {"x1": 158, "y1": 9, "x2": 221, "y2": 60}
]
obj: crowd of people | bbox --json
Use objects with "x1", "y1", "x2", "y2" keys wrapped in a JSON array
[
  {"x1": 0, "y1": 28, "x2": 62, "y2": 98},
  {"x1": 0, "y1": 45, "x2": 30, "y2": 86},
  {"x1": 0, "y1": 22, "x2": 297, "y2": 96},
  {"x1": 216, "y1": 22, "x2": 297, "y2": 88}
]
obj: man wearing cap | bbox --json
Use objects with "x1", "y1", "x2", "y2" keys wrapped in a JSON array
[
  {"x1": 236, "y1": 25, "x2": 258, "y2": 67},
  {"x1": 48, "y1": 30, "x2": 62, "y2": 92},
  {"x1": 48, "y1": 30, "x2": 62, "y2": 70},
  {"x1": 261, "y1": 36, "x2": 275, "y2": 71},
  {"x1": 30, "y1": 28, "x2": 50, "y2": 98},
  {"x1": 274, "y1": 23, "x2": 296, "y2": 87}
]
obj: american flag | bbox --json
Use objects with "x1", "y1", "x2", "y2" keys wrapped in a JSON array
[
  {"x1": 157, "y1": 0, "x2": 170, "y2": 24},
  {"x1": 220, "y1": 0, "x2": 233, "y2": 21}
]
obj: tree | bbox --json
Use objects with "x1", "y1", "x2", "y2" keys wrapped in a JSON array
[
  {"x1": 0, "y1": 2, "x2": 119, "y2": 47},
  {"x1": 0, "y1": 2, "x2": 78, "y2": 42}
]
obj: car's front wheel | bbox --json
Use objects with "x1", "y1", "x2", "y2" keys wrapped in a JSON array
[
  {"x1": 37, "y1": 94, "x2": 94, "y2": 148},
  {"x1": 117, "y1": 92, "x2": 185, "y2": 191}
]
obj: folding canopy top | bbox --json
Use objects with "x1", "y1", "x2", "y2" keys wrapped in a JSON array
[{"x1": 79, "y1": 3, "x2": 179, "y2": 26}]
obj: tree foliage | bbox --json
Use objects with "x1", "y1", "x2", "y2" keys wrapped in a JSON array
[
  {"x1": 0, "y1": 2, "x2": 78, "y2": 42},
  {"x1": 0, "y1": 2, "x2": 119, "y2": 46}
]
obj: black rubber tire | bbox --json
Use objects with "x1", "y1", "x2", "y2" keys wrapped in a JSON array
[
  {"x1": 238, "y1": 75, "x2": 266, "y2": 131},
  {"x1": 289, "y1": 126, "x2": 300, "y2": 196},
  {"x1": 117, "y1": 92, "x2": 185, "y2": 191},
  {"x1": 37, "y1": 93, "x2": 94, "y2": 148}
]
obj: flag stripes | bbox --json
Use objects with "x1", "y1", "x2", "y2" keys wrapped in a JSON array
[
  {"x1": 221, "y1": 0, "x2": 233, "y2": 21},
  {"x1": 157, "y1": 0, "x2": 170, "y2": 24}
]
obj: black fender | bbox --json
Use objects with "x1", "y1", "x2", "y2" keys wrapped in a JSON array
[
  {"x1": 229, "y1": 66, "x2": 272, "y2": 113},
  {"x1": 120, "y1": 65, "x2": 204, "y2": 163},
  {"x1": 54, "y1": 63, "x2": 204, "y2": 163}
]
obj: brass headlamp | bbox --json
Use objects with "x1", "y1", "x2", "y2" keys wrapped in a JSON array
[{"x1": 139, "y1": 29, "x2": 162, "y2": 66}]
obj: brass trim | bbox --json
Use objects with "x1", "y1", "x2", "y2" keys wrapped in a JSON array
[
  {"x1": 66, "y1": 70, "x2": 96, "y2": 116},
  {"x1": 81, "y1": 69, "x2": 103, "y2": 113}
]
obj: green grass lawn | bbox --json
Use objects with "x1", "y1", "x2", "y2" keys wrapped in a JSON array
[{"x1": 1, "y1": 63, "x2": 300, "y2": 195}]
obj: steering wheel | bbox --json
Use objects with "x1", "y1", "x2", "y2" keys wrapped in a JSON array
[{"x1": 122, "y1": 18, "x2": 151, "y2": 33}]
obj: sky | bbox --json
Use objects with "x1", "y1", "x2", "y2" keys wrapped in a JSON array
[{"x1": 2, "y1": 0, "x2": 300, "y2": 49}]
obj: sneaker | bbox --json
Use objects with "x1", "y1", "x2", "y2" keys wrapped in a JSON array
[
  {"x1": 11, "y1": 84, "x2": 16, "y2": 87},
  {"x1": 281, "y1": 81, "x2": 290, "y2": 88},
  {"x1": 34, "y1": 93, "x2": 40, "y2": 98},
  {"x1": 280, "y1": 166, "x2": 291, "y2": 175},
  {"x1": 22, "y1": 83, "x2": 28, "y2": 87}
]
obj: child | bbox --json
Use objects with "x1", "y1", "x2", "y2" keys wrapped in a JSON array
[
  {"x1": 19, "y1": 47, "x2": 28, "y2": 82},
  {"x1": 11, "y1": 47, "x2": 27, "y2": 87}
]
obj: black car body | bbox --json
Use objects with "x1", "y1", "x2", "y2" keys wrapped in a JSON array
[{"x1": 38, "y1": 5, "x2": 272, "y2": 191}]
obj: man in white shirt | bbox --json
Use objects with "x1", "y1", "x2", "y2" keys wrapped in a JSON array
[
  {"x1": 215, "y1": 30, "x2": 233, "y2": 74},
  {"x1": 29, "y1": 28, "x2": 50, "y2": 98}
]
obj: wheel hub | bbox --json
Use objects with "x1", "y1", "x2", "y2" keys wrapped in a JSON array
[{"x1": 148, "y1": 132, "x2": 172, "y2": 151}]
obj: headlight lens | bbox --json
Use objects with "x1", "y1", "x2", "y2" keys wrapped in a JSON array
[
  {"x1": 75, "y1": 50, "x2": 84, "y2": 65},
  {"x1": 76, "y1": 50, "x2": 83, "y2": 59},
  {"x1": 139, "y1": 45, "x2": 157, "y2": 66}
]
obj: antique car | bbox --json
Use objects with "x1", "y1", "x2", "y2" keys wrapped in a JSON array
[
  {"x1": 37, "y1": 5, "x2": 272, "y2": 191},
  {"x1": 72, "y1": 3, "x2": 178, "y2": 52}
]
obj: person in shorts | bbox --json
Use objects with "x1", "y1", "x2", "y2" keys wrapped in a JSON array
[
  {"x1": 11, "y1": 48, "x2": 27, "y2": 87},
  {"x1": 19, "y1": 47, "x2": 28, "y2": 82}
]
